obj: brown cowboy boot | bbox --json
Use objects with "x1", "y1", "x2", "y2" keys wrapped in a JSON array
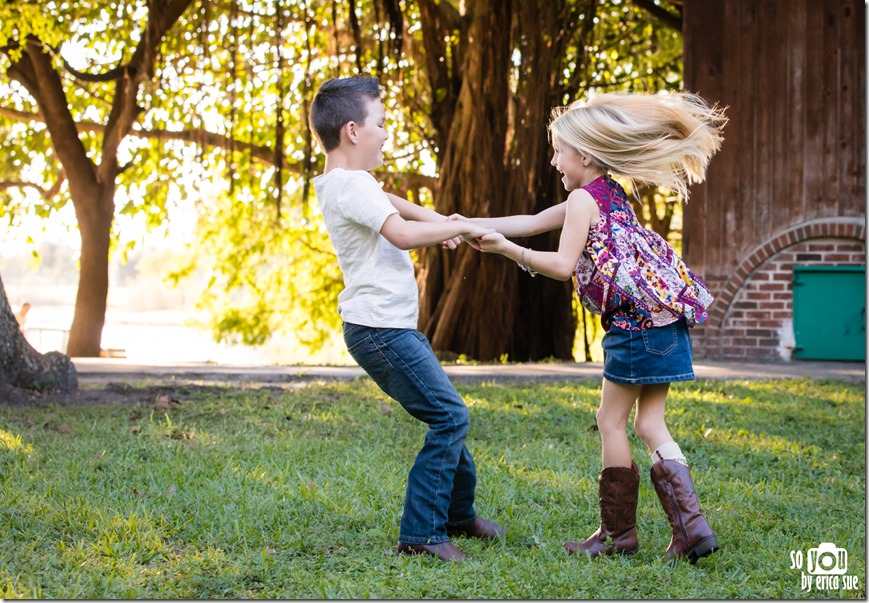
[
  {"x1": 650, "y1": 459, "x2": 719, "y2": 565},
  {"x1": 397, "y1": 540, "x2": 467, "y2": 562},
  {"x1": 447, "y1": 517, "x2": 506, "y2": 540},
  {"x1": 564, "y1": 462, "x2": 640, "y2": 557}
]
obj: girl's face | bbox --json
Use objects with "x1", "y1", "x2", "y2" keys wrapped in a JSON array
[{"x1": 550, "y1": 134, "x2": 596, "y2": 191}]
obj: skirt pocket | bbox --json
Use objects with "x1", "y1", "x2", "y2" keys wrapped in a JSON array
[{"x1": 641, "y1": 323, "x2": 678, "y2": 356}]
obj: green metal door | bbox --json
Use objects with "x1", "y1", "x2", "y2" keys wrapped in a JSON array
[{"x1": 792, "y1": 265, "x2": 866, "y2": 361}]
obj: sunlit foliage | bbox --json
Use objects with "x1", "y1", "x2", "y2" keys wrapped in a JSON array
[{"x1": 1, "y1": 0, "x2": 683, "y2": 353}]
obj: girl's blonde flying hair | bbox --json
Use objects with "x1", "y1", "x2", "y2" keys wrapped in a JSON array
[{"x1": 548, "y1": 92, "x2": 728, "y2": 200}]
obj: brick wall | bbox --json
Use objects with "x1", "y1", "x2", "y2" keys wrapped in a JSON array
[{"x1": 692, "y1": 219, "x2": 866, "y2": 361}]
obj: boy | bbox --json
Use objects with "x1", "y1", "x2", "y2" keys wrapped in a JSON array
[{"x1": 310, "y1": 75, "x2": 505, "y2": 562}]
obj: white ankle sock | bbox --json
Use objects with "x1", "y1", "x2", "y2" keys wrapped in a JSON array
[{"x1": 651, "y1": 441, "x2": 688, "y2": 466}]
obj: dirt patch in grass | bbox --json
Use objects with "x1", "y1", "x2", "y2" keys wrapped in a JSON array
[{"x1": 0, "y1": 380, "x2": 309, "y2": 407}]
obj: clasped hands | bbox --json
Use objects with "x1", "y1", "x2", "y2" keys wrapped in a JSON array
[{"x1": 440, "y1": 214, "x2": 507, "y2": 253}]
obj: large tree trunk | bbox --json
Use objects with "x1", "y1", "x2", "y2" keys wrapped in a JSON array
[
  {"x1": 0, "y1": 274, "x2": 77, "y2": 396},
  {"x1": 417, "y1": 1, "x2": 515, "y2": 361},
  {"x1": 67, "y1": 182, "x2": 115, "y2": 356},
  {"x1": 8, "y1": 40, "x2": 118, "y2": 358},
  {"x1": 503, "y1": 0, "x2": 596, "y2": 361},
  {"x1": 417, "y1": 0, "x2": 596, "y2": 361}
]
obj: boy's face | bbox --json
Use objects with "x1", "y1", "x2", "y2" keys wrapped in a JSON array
[{"x1": 352, "y1": 98, "x2": 388, "y2": 170}]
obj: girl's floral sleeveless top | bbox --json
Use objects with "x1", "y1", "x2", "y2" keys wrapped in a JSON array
[{"x1": 573, "y1": 176, "x2": 714, "y2": 331}]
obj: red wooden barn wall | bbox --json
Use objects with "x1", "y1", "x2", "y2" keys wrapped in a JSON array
[{"x1": 681, "y1": 0, "x2": 866, "y2": 360}]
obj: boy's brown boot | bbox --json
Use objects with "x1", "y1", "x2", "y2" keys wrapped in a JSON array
[
  {"x1": 446, "y1": 516, "x2": 506, "y2": 540},
  {"x1": 397, "y1": 540, "x2": 466, "y2": 562},
  {"x1": 564, "y1": 462, "x2": 640, "y2": 557},
  {"x1": 649, "y1": 459, "x2": 719, "y2": 565}
]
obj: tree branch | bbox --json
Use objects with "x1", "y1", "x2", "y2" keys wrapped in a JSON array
[
  {"x1": 138, "y1": 126, "x2": 289, "y2": 166},
  {"x1": 10, "y1": 37, "x2": 97, "y2": 190},
  {"x1": 59, "y1": 53, "x2": 126, "y2": 82},
  {"x1": 0, "y1": 107, "x2": 438, "y2": 190},
  {"x1": 630, "y1": 0, "x2": 682, "y2": 31},
  {"x1": 415, "y1": 0, "x2": 463, "y2": 148},
  {"x1": 347, "y1": 0, "x2": 364, "y2": 73},
  {"x1": 0, "y1": 181, "x2": 48, "y2": 197},
  {"x1": 0, "y1": 105, "x2": 102, "y2": 134},
  {"x1": 99, "y1": 0, "x2": 194, "y2": 183},
  {"x1": 0, "y1": 172, "x2": 65, "y2": 200},
  {"x1": 379, "y1": 0, "x2": 404, "y2": 57}
]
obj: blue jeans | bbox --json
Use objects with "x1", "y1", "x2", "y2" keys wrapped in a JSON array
[{"x1": 343, "y1": 322, "x2": 477, "y2": 544}]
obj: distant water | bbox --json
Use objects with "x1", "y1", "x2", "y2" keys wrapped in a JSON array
[{"x1": 19, "y1": 304, "x2": 350, "y2": 365}]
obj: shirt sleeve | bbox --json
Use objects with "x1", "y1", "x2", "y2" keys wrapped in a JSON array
[{"x1": 336, "y1": 172, "x2": 398, "y2": 233}]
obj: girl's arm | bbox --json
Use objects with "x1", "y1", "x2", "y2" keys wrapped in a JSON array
[
  {"x1": 475, "y1": 190, "x2": 597, "y2": 281},
  {"x1": 458, "y1": 201, "x2": 568, "y2": 237}
]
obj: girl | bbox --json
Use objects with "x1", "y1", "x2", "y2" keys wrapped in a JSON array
[{"x1": 469, "y1": 91, "x2": 727, "y2": 565}]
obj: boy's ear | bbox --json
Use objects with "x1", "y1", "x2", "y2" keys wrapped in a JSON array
[{"x1": 342, "y1": 121, "x2": 358, "y2": 145}]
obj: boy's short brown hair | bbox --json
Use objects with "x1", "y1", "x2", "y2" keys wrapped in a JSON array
[{"x1": 310, "y1": 75, "x2": 381, "y2": 152}]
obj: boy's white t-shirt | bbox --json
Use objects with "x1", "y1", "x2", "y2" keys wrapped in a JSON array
[{"x1": 313, "y1": 168, "x2": 419, "y2": 329}]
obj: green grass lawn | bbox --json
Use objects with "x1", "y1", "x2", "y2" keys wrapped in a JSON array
[{"x1": 1, "y1": 378, "x2": 865, "y2": 598}]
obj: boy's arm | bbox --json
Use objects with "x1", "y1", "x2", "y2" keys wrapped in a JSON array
[
  {"x1": 379, "y1": 213, "x2": 492, "y2": 251},
  {"x1": 386, "y1": 192, "x2": 466, "y2": 249},
  {"x1": 385, "y1": 192, "x2": 444, "y2": 222},
  {"x1": 455, "y1": 201, "x2": 568, "y2": 237}
]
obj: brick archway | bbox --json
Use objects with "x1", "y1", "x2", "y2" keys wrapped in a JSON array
[{"x1": 708, "y1": 218, "x2": 866, "y2": 327}]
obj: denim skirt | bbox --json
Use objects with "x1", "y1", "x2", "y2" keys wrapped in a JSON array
[{"x1": 602, "y1": 318, "x2": 695, "y2": 385}]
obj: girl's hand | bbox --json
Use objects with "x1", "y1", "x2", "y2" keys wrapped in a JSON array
[
  {"x1": 464, "y1": 225, "x2": 494, "y2": 251},
  {"x1": 476, "y1": 232, "x2": 509, "y2": 254}
]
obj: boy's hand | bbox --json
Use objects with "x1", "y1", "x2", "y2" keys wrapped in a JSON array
[
  {"x1": 441, "y1": 236, "x2": 464, "y2": 250},
  {"x1": 451, "y1": 214, "x2": 490, "y2": 250},
  {"x1": 463, "y1": 224, "x2": 495, "y2": 251},
  {"x1": 442, "y1": 214, "x2": 468, "y2": 250},
  {"x1": 444, "y1": 214, "x2": 474, "y2": 249},
  {"x1": 441, "y1": 214, "x2": 484, "y2": 250}
]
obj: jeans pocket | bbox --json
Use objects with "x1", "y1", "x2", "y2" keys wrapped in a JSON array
[
  {"x1": 642, "y1": 324, "x2": 677, "y2": 356},
  {"x1": 347, "y1": 333, "x2": 394, "y2": 384}
]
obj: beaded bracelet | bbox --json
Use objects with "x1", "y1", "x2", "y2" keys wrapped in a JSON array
[{"x1": 518, "y1": 247, "x2": 538, "y2": 277}]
